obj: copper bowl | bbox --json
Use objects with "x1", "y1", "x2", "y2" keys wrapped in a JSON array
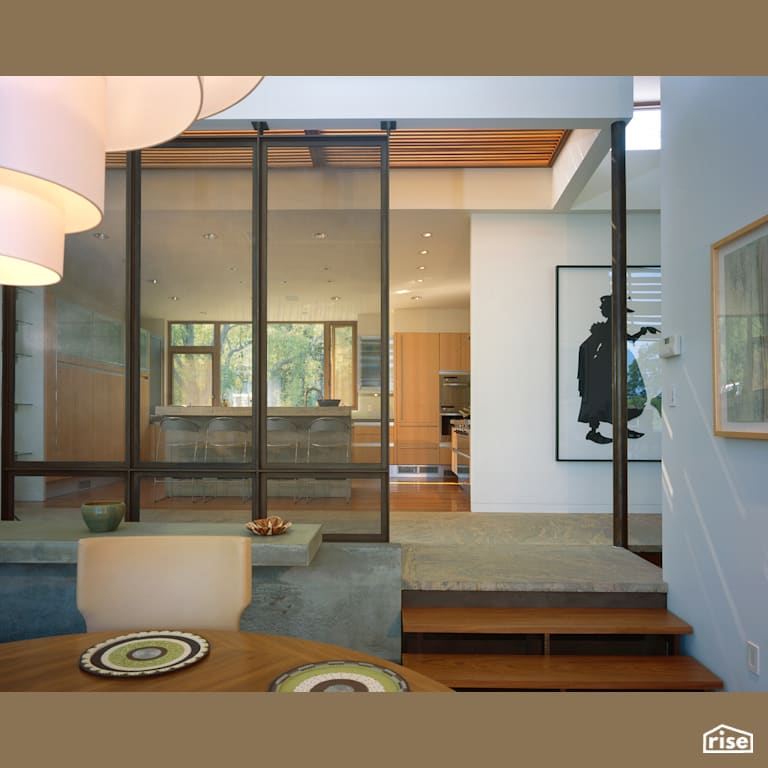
[{"x1": 245, "y1": 516, "x2": 292, "y2": 536}]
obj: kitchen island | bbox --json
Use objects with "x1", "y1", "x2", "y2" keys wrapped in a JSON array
[
  {"x1": 155, "y1": 405, "x2": 351, "y2": 425},
  {"x1": 154, "y1": 405, "x2": 352, "y2": 460},
  {"x1": 152, "y1": 405, "x2": 352, "y2": 498}
]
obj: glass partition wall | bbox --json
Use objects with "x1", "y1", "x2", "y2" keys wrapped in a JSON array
[
  {"x1": 3, "y1": 168, "x2": 128, "y2": 523},
  {"x1": 261, "y1": 137, "x2": 388, "y2": 536},
  {"x1": 2, "y1": 133, "x2": 390, "y2": 541}
]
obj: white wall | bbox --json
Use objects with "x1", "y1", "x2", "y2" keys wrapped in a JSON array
[
  {"x1": 661, "y1": 77, "x2": 768, "y2": 691},
  {"x1": 471, "y1": 211, "x2": 661, "y2": 513}
]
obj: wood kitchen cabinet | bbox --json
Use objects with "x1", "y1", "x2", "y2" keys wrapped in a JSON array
[
  {"x1": 439, "y1": 333, "x2": 471, "y2": 371},
  {"x1": 394, "y1": 333, "x2": 440, "y2": 426},
  {"x1": 351, "y1": 422, "x2": 393, "y2": 464},
  {"x1": 393, "y1": 332, "x2": 440, "y2": 464}
]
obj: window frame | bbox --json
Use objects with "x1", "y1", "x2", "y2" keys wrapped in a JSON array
[
  {"x1": 265, "y1": 320, "x2": 358, "y2": 408},
  {"x1": 168, "y1": 319, "x2": 358, "y2": 409},
  {"x1": 167, "y1": 321, "x2": 220, "y2": 406}
]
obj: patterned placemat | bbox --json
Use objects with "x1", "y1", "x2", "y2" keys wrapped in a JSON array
[
  {"x1": 269, "y1": 660, "x2": 410, "y2": 692},
  {"x1": 79, "y1": 631, "x2": 209, "y2": 678}
]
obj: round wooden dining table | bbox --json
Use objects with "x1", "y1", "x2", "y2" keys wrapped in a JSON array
[{"x1": 0, "y1": 630, "x2": 453, "y2": 692}]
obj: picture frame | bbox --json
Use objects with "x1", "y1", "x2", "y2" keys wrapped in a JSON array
[
  {"x1": 556, "y1": 265, "x2": 663, "y2": 461},
  {"x1": 711, "y1": 213, "x2": 768, "y2": 439}
]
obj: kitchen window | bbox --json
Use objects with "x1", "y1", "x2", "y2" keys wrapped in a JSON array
[
  {"x1": 168, "y1": 321, "x2": 253, "y2": 407},
  {"x1": 267, "y1": 321, "x2": 357, "y2": 408},
  {"x1": 169, "y1": 320, "x2": 356, "y2": 408}
]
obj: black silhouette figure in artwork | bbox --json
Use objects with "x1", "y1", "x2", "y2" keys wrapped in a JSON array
[{"x1": 577, "y1": 295, "x2": 660, "y2": 445}]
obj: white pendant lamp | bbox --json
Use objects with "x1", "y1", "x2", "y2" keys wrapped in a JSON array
[{"x1": 0, "y1": 75, "x2": 263, "y2": 286}]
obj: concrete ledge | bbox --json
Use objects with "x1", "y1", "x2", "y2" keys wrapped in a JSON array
[
  {"x1": 0, "y1": 520, "x2": 322, "y2": 567},
  {"x1": 400, "y1": 543, "x2": 668, "y2": 593}
]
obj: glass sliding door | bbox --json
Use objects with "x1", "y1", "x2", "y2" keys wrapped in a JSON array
[
  {"x1": 139, "y1": 142, "x2": 254, "y2": 521},
  {"x1": 262, "y1": 135, "x2": 388, "y2": 538}
]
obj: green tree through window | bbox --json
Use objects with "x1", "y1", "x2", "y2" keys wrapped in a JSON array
[{"x1": 168, "y1": 321, "x2": 356, "y2": 407}]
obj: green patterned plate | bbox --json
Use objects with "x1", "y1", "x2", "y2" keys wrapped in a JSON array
[
  {"x1": 269, "y1": 660, "x2": 410, "y2": 692},
  {"x1": 79, "y1": 631, "x2": 209, "y2": 678}
]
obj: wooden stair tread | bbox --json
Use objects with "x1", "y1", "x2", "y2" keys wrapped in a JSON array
[
  {"x1": 401, "y1": 653, "x2": 724, "y2": 691},
  {"x1": 402, "y1": 607, "x2": 693, "y2": 635}
]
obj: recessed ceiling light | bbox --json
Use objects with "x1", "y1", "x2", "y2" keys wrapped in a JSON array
[
  {"x1": 417, "y1": 265, "x2": 426, "y2": 270},
  {"x1": 168, "y1": 296, "x2": 179, "y2": 301},
  {"x1": 411, "y1": 295, "x2": 422, "y2": 301},
  {"x1": 419, "y1": 249, "x2": 429, "y2": 255},
  {"x1": 421, "y1": 232, "x2": 432, "y2": 238},
  {"x1": 314, "y1": 232, "x2": 327, "y2": 240},
  {"x1": 147, "y1": 278, "x2": 158, "y2": 285},
  {"x1": 331, "y1": 296, "x2": 341, "y2": 302},
  {"x1": 416, "y1": 278, "x2": 424, "y2": 283},
  {"x1": 394, "y1": 289, "x2": 411, "y2": 295},
  {"x1": 202, "y1": 232, "x2": 218, "y2": 240},
  {"x1": 93, "y1": 232, "x2": 108, "y2": 240}
]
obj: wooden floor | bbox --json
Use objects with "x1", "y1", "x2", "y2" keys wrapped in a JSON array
[
  {"x1": 390, "y1": 478, "x2": 470, "y2": 513},
  {"x1": 14, "y1": 475, "x2": 471, "y2": 524}
]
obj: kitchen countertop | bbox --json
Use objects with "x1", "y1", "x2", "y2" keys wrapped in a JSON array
[{"x1": 155, "y1": 406, "x2": 352, "y2": 418}]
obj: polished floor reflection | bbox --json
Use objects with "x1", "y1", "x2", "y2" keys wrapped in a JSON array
[{"x1": 11, "y1": 475, "x2": 470, "y2": 525}]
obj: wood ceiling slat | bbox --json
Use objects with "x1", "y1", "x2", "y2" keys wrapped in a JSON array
[{"x1": 106, "y1": 128, "x2": 572, "y2": 170}]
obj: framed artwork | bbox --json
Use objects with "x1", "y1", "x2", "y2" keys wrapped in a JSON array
[
  {"x1": 556, "y1": 265, "x2": 663, "y2": 461},
  {"x1": 711, "y1": 213, "x2": 768, "y2": 439}
]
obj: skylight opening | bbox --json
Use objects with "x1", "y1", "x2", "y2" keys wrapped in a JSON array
[{"x1": 626, "y1": 108, "x2": 661, "y2": 150}]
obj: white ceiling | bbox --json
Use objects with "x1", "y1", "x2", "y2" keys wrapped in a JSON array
[{"x1": 59, "y1": 77, "x2": 659, "y2": 324}]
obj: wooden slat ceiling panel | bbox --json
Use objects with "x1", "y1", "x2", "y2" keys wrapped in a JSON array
[{"x1": 106, "y1": 128, "x2": 570, "y2": 170}]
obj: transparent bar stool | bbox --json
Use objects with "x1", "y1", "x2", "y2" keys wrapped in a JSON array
[
  {"x1": 266, "y1": 416, "x2": 301, "y2": 502},
  {"x1": 202, "y1": 417, "x2": 249, "y2": 502},
  {"x1": 153, "y1": 417, "x2": 202, "y2": 502},
  {"x1": 306, "y1": 417, "x2": 351, "y2": 502}
]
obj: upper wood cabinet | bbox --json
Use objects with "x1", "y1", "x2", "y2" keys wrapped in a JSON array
[
  {"x1": 439, "y1": 333, "x2": 471, "y2": 372},
  {"x1": 394, "y1": 332, "x2": 440, "y2": 427}
]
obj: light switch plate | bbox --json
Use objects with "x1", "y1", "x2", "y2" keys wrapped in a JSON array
[
  {"x1": 747, "y1": 641, "x2": 760, "y2": 675},
  {"x1": 660, "y1": 334, "x2": 682, "y2": 358}
]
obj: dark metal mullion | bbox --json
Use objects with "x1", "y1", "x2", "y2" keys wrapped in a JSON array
[
  {"x1": 611, "y1": 121, "x2": 629, "y2": 548},
  {"x1": 212, "y1": 324, "x2": 221, "y2": 406},
  {"x1": 204, "y1": 134, "x2": 386, "y2": 149},
  {"x1": 380, "y1": 125, "x2": 392, "y2": 541},
  {"x1": 323, "y1": 323, "x2": 333, "y2": 399},
  {"x1": 255, "y1": 132, "x2": 267, "y2": 518},
  {"x1": 1, "y1": 287, "x2": 17, "y2": 519},
  {"x1": 126, "y1": 150, "x2": 142, "y2": 520},
  {"x1": 161, "y1": 137, "x2": 261, "y2": 150},
  {"x1": 10, "y1": 464, "x2": 130, "y2": 477}
]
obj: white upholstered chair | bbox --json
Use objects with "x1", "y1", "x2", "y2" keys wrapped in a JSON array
[{"x1": 76, "y1": 535, "x2": 252, "y2": 632}]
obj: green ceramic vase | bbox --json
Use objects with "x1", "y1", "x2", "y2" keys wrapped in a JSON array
[{"x1": 81, "y1": 501, "x2": 125, "y2": 533}]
